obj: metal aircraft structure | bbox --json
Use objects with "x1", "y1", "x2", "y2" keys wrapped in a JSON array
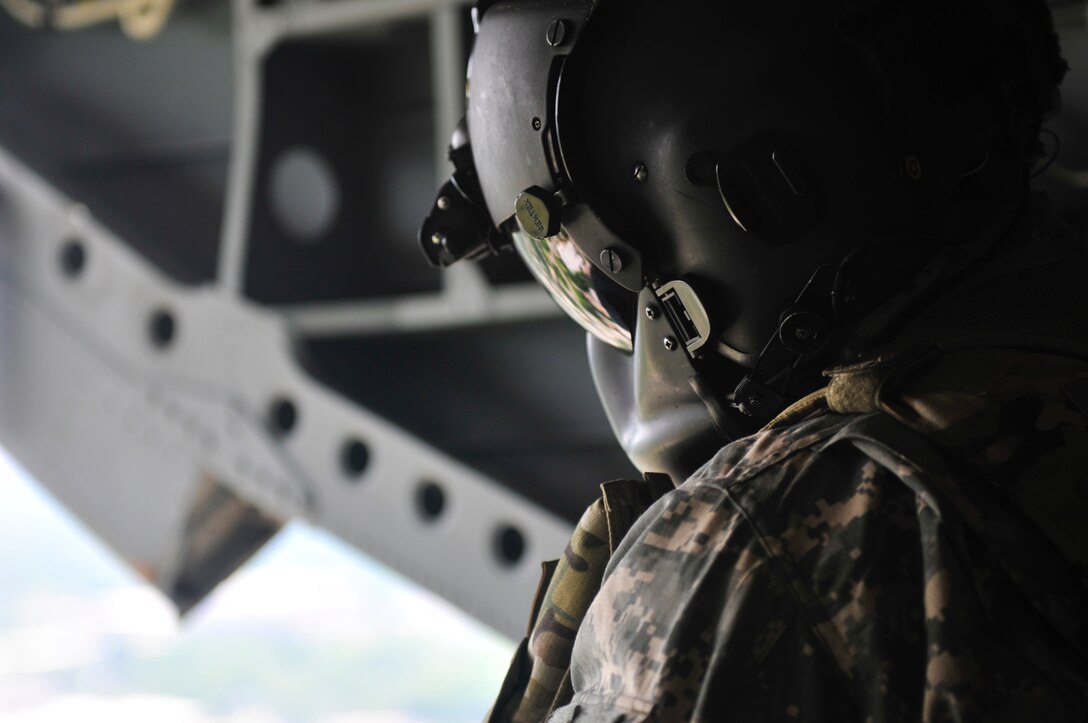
[{"x1": 0, "y1": 0, "x2": 1084, "y2": 639}]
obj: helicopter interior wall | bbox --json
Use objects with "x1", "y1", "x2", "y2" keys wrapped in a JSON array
[
  {"x1": 244, "y1": 23, "x2": 445, "y2": 304},
  {"x1": 301, "y1": 320, "x2": 638, "y2": 524},
  {"x1": 0, "y1": 0, "x2": 1082, "y2": 624},
  {"x1": 0, "y1": 0, "x2": 231, "y2": 286}
]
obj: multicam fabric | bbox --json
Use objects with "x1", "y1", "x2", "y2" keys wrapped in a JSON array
[
  {"x1": 549, "y1": 348, "x2": 1088, "y2": 722},
  {"x1": 488, "y1": 477, "x2": 675, "y2": 722},
  {"x1": 511, "y1": 497, "x2": 611, "y2": 722}
]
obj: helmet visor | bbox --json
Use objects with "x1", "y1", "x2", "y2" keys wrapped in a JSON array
[{"x1": 511, "y1": 226, "x2": 636, "y2": 353}]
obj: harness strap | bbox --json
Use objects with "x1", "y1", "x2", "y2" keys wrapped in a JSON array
[{"x1": 487, "y1": 474, "x2": 675, "y2": 722}]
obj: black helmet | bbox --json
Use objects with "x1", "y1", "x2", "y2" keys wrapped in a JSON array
[{"x1": 420, "y1": 0, "x2": 1067, "y2": 482}]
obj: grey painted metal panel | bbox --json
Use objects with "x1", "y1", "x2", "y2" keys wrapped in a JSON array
[{"x1": 0, "y1": 148, "x2": 572, "y2": 638}]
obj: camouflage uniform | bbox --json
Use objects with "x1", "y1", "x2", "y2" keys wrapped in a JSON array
[{"x1": 491, "y1": 200, "x2": 1088, "y2": 722}]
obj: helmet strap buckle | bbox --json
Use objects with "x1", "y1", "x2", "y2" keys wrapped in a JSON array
[{"x1": 731, "y1": 266, "x2": 837, "y2": 420}]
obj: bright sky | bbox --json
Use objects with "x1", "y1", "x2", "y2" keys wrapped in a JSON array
[{"x1": 0, "y1": 445, "x2": 515, "y2": 723}]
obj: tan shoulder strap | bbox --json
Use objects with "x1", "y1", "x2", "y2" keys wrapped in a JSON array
[{"x1": 488, "y1": 476, "x2": 675, "y2": 722}]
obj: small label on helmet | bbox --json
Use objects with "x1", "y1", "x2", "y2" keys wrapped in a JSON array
[{"x1": 515, "y1": 187, "x2": 558, "y2": 240}]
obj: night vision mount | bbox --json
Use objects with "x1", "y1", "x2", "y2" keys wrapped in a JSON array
[{"x1": 419, "y1": 120, "x2": 512, "y2": 268}]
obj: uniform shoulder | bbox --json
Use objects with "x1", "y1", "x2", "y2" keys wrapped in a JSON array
[{"x1": 686, "y1": 409, "x2": 859, "y2": 491}]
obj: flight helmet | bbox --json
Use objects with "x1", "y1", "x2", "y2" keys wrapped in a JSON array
[{"x1": 420, "y1": 0, "x2": 1067, "y2": 482}]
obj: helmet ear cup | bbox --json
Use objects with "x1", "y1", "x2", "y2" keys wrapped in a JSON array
[{"x1": 714, "y1": 131, "x2": 823, "y2": 246}]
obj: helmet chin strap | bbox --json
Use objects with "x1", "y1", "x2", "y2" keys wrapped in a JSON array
[
  {"x1": 727, "y1": 266, "x2": 838, "y2": 420},
  {"x1": 636, "y1": 265, "x2": 839, "y2": 440}
]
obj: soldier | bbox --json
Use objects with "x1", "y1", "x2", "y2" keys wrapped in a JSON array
[{"x1": 421, "y1": 0, "x2": 1087, "y2": 720}]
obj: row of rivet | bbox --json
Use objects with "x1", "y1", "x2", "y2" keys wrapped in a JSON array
[{"x1": 57, "y1": 237, "x2": 527, "y2": 567}]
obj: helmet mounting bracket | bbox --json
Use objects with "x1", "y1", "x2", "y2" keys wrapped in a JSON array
[{"x1": 731, "y1": 266, "x2": 837, "y2": 419}]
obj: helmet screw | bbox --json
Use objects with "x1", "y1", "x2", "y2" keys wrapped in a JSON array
[
  {"x1": 600, "y1": 247, "x2": 624, "y2": 273},
  {"x1": 546, "y1": 19, "x2": 568, "y2": 47},
  {"x1": 663, "y1": 336, "x2": 678, "y2": 352},
  {"x1": 531, "y1": 117, "x2": 542, "y2": 131},
  {"x1": 905, "y1": 155, "x2": 923, "y2": 182},
  {"x1": 431, "y1": 233, "x2": 445, "y2": 247},
  {"x1": 779, "y1": 311, "x2": 828, "y2": 354},
  {"x1": 645, "y1": 306, "x2": 658, "y2": 320},
  {"x1": 633, "y1": 163, "x2": 649, "y2": 184},
  {"x1": 436, "y1": 196, "x2": 451, "y2": 211},
  {"x1": 747, "y1": 396, "x2": 764, "y2": 410}
]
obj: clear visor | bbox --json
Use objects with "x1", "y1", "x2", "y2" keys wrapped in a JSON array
[{"x1": 511, "y1": 226, "x2": 636, "y2": 353}]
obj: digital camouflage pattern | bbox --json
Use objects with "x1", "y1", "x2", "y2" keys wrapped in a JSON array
[
  {"x1": 488, "y1": 199, "x2": 1088, "y2": 722},
  {"x1": 548, "y1": 347, "x2": 1088, "y2": 722}
]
